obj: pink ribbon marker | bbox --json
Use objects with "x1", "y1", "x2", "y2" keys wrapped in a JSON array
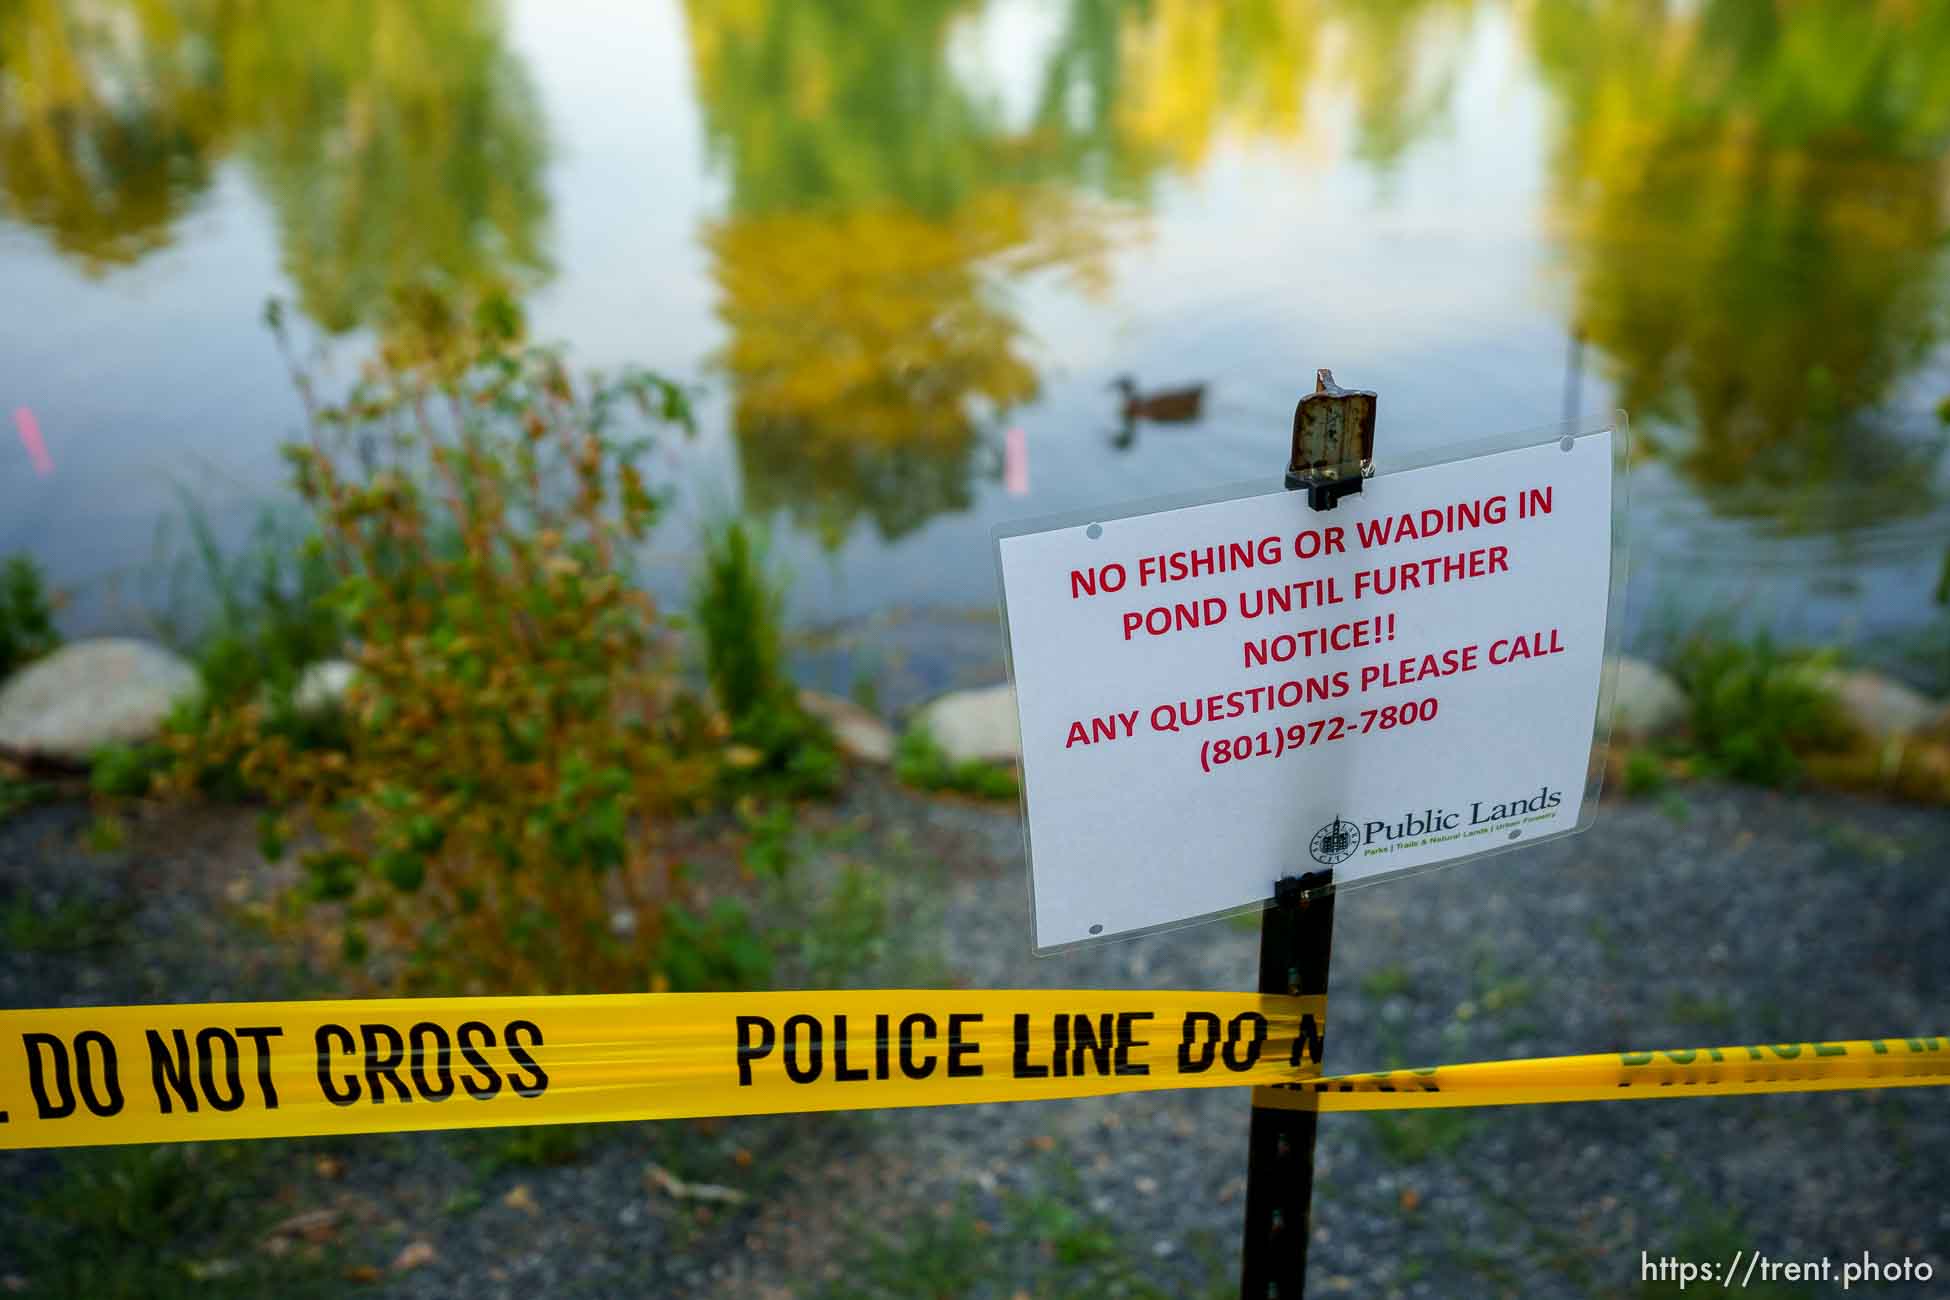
[
  {"x1": 1004, "y1": 425, "x2": 1028, "y2": 496},
  {"x1": 13, "y1": 407, "x2": 53, "y2": 476}
]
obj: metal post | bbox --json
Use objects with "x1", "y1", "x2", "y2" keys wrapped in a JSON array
[
  {"x1": 1239, "y1": 871, "x2": 1335, "y2": 1299},
  {"x1": 1240, "y1": 369, "x2": 1370, "y2": 1298}
]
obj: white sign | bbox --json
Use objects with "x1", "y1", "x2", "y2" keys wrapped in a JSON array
[{"x1": 997, "y1": 432, "x2": 1614, "y2": 950}]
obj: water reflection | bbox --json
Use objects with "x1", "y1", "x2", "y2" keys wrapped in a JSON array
[
  {"x1": 686, "y1": 0, "x2": 1477, "y2": 544},
  {"x1": 2, "y1": 0, "x2": 1946, "y2": 625},
  {"x1": 684, "y1": 0, "x2": 1108, "y2": 545},
  {"x1": 0, "y1": 0, "x2": 227, "y2": 268},
  {"x1": 1534, "y1": 0, "x2": 1950, "y2": 538},
  {"x1": 0, "y1": 0, "x2": 548, "y2": 337}
]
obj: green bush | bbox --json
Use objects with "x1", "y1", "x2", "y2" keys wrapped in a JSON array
[
  {"x1": 0, "y1": 553, "x2": 59, "y2": 678},
  {"x1": 166, "y1": 304, "x2": 719, "y2": 994},
  {"x1": 1670, "y1": 627, "x2": 1850, "y2": 786},
  {"x1": 894, "y1": 724, "x2": 1018, "y2": 800},
  {"x1": 692, "y1": 517, "x2": 839, "y2": 798}
]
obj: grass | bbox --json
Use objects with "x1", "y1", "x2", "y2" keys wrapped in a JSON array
[
  {"x1": 1638, "y1": 1202, "x2": 1821, "y2": 1298},
  {"x1": 1367, "y1": 1108, "x2": 1481, "y2": 1165},
  {"x1": 0, "y1": 1143, "x2": 341, "y2": 1298},
  {"x1": 0, "y1": 553, "x2": 59, "y2": 680},
  {"x1": 148, "y1": 494, "x2": 341, "y2": 712},
  {"x1": 0, "y1": 891, "x2": 125, "y2": 952},
  {"x1": 1667, "y1": 993, "x2": 1738, "y2": 1036},
  {"x1": 818, "y1": 1171, "x2": 1230, "y2": 1300},
  {"x1": 1621, "y1": 749, "x2": 1669, "y2": 798},
  {"x1": 693, "y1": 517, "x2": 842, "y2": 799},
  {"x1": 470, "y1": 1123, "x2": 591, "y2": 1174},
  {"x1": 893, "y1": 724, "x2": 1018, "y2": 801},
  {"x1": 1359, "y1": 963, "x2": 1414, "y2": 1000},
  {"x1": 0, "y1": 772, "x2": 58, "y2": 825},
  {"x1": 1668, "y1": 625, "x2": 1849, "y2": 787}
]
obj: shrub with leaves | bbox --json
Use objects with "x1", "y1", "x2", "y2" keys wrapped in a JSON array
[
  {"x1": 169, "y1": 305, "x2": 715, "y2": 993},
  {"x1": 0, "y1": 553, "x2": 59, "y2": 679}
]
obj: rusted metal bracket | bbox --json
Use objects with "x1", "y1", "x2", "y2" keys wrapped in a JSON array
[{"x1": 1286, "y1": 369, "x2": 1376, "y2": 511}]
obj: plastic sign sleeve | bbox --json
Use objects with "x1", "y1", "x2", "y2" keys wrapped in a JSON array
[{"x1": 0, "y1": 991, "x2": 1326, "y2": 1151}]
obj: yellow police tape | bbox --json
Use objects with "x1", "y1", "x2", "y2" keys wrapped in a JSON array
[
  {"x1": 0, "y1": 991, "x2": 1942, "y2": 1151},
  {"x1": 0, "y1": 991, "x2": 1325, "y2": 1150},
  {"x1": 1253, "y1": 1035, "x2": 1950, "y2": 1113}
]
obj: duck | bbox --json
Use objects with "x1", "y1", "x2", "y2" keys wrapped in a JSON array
[{"x1": 1110, "y1": 374, "x2": 1207, "y2": 424}]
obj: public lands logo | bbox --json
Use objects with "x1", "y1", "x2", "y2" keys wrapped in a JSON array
[
  {"x1": 1308, "y1": 818, "x2": 1361, "y2": 865},
  {"x1": 1311, "y1": 787, "x2": 1567, "y2": 864}
]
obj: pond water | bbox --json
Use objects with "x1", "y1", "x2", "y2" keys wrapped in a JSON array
[{"x1": 3, "y1": 0, "x2": 1948, "y2": 693}]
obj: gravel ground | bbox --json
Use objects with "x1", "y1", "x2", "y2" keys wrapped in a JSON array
[{"x1": 1, "y1": 775, "x2": 1946, "y2": 1298}]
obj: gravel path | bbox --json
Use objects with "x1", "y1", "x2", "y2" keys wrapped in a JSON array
[{"x1": 1, "y1": 776, "x2": 1945, "y2": 1298}]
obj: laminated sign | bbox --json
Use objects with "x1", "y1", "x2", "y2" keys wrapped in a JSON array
[{"x1": 996, "y1": 423, "x2": 1621, "y2": 949}]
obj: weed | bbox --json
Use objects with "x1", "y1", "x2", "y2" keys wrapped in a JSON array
[
  {"x1": 1360, "y1": 963, "x2": 1414, "y2": 1000},
  {"x1": 659, "y1": 896, "x2": 776, "y2": 992},
  {"x1": 0, "y1": 553, "x2": 59, "y2": 678},
  {"x1": 0, "y1": 772, "x2": 56, "y2": 824},
  {"x1": 474, "y1": 1123, "x2": 589, "y2": 1173},
  {"x1": 894, "y1": 724, "x2": 1018, "y2": 801},
  {"x1": 83, "y1": 812, "x2": 127, "y2": 853},
  {"x1": 787, "y1": 862, "x2": 892, "y2": 986},
  {"x1": 1668, "y1": 993, "x2": 1738, "y2": 1035},
  {"x1": 1368, "y1": 1108, "x2": 1481, "y2": 1164},
  {"x1": 1622, "y1": 749, "x2": 1669, "y2": 797},
  {"x1": 0, "y1": 892, "x2": 124, "y2": 952},
  {"x1": 821, "y1": 1172, "x2": 1193, "y2": 1299},
  {"x1": 90, "y1": 742, "x2": 173, "y2": 798},
  {"x1": 1670, "y1": 625, "x2": 1849, "y2": 786},
  {"x1": 1639, "y1": 1203, "x2": 1818, "y2": 1298},
  {"x1": 0, "y1": 1143, "x2": 338, "y2": 1298},
  {"x1": 693, "y1": 517, "x2": 840, "y2": 799},
  {"x1": 152, "y1": 495, "x2": 343, "y2": 712}
]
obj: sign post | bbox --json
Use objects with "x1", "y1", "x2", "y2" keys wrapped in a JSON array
[
  {"x1": 1239, "y1": 371, "x2": 1372, "y2": 1298},
  {"x1": 1240, "y1": 870, "x2": 1334, "y2": 1298}
]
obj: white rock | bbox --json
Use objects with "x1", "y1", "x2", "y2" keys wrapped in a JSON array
[
  {"x1": 912, "y1": 683, "x2": 1020, "y2": 763},
  {"x1": 292, "y1": 659, "x2": 357, "y2": 715},
  {"x1": 1816, "y1": 669, "x2": 1938, "y2": 741},
  {"x1": 1608, "y1": 656, "x2": 1688, "y2": 740},
  {"x1": 0, "y1": 638, "x2": 199, "y2": 763},
  {"x1": 797, "y1": 689, "x2": 894, "y2": 764}
]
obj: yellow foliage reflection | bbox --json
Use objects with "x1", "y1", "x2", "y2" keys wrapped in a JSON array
[
  {"x1": 686, "y1": 0, "x2": 1471, "y2": 542},
  {"x1": 0, "y1": 0, "x2": 547, "y2": 337},
  {"x1": 708, "y1": 192, "x2": 1111, "y2": 544},
  {"x1": 1534, "y1": 0, "x2": 1950, "y2": 526},
  {"x1": 0, "y1": 0, "x2": 227, "y2": 267}
]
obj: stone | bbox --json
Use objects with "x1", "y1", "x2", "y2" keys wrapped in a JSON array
[
  {"x1": 292, "y1": 658, "x2": 356, "y2": 715},
  {"x1": 1608, "y1": 656, "x2": 1688, "y2": 740},
  {"x1": 912, "y1": 683, "x2": 1020, "y2": 763},
  {"x1": 798, "y1": 689, "x2": 895, "y2": 764},
  {"x1": 1817, "y1": 669, "x2": 1939, "y2": 741},
  {"x1": 0, "y1": 638, "x2": 198, "y2": 763}
]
